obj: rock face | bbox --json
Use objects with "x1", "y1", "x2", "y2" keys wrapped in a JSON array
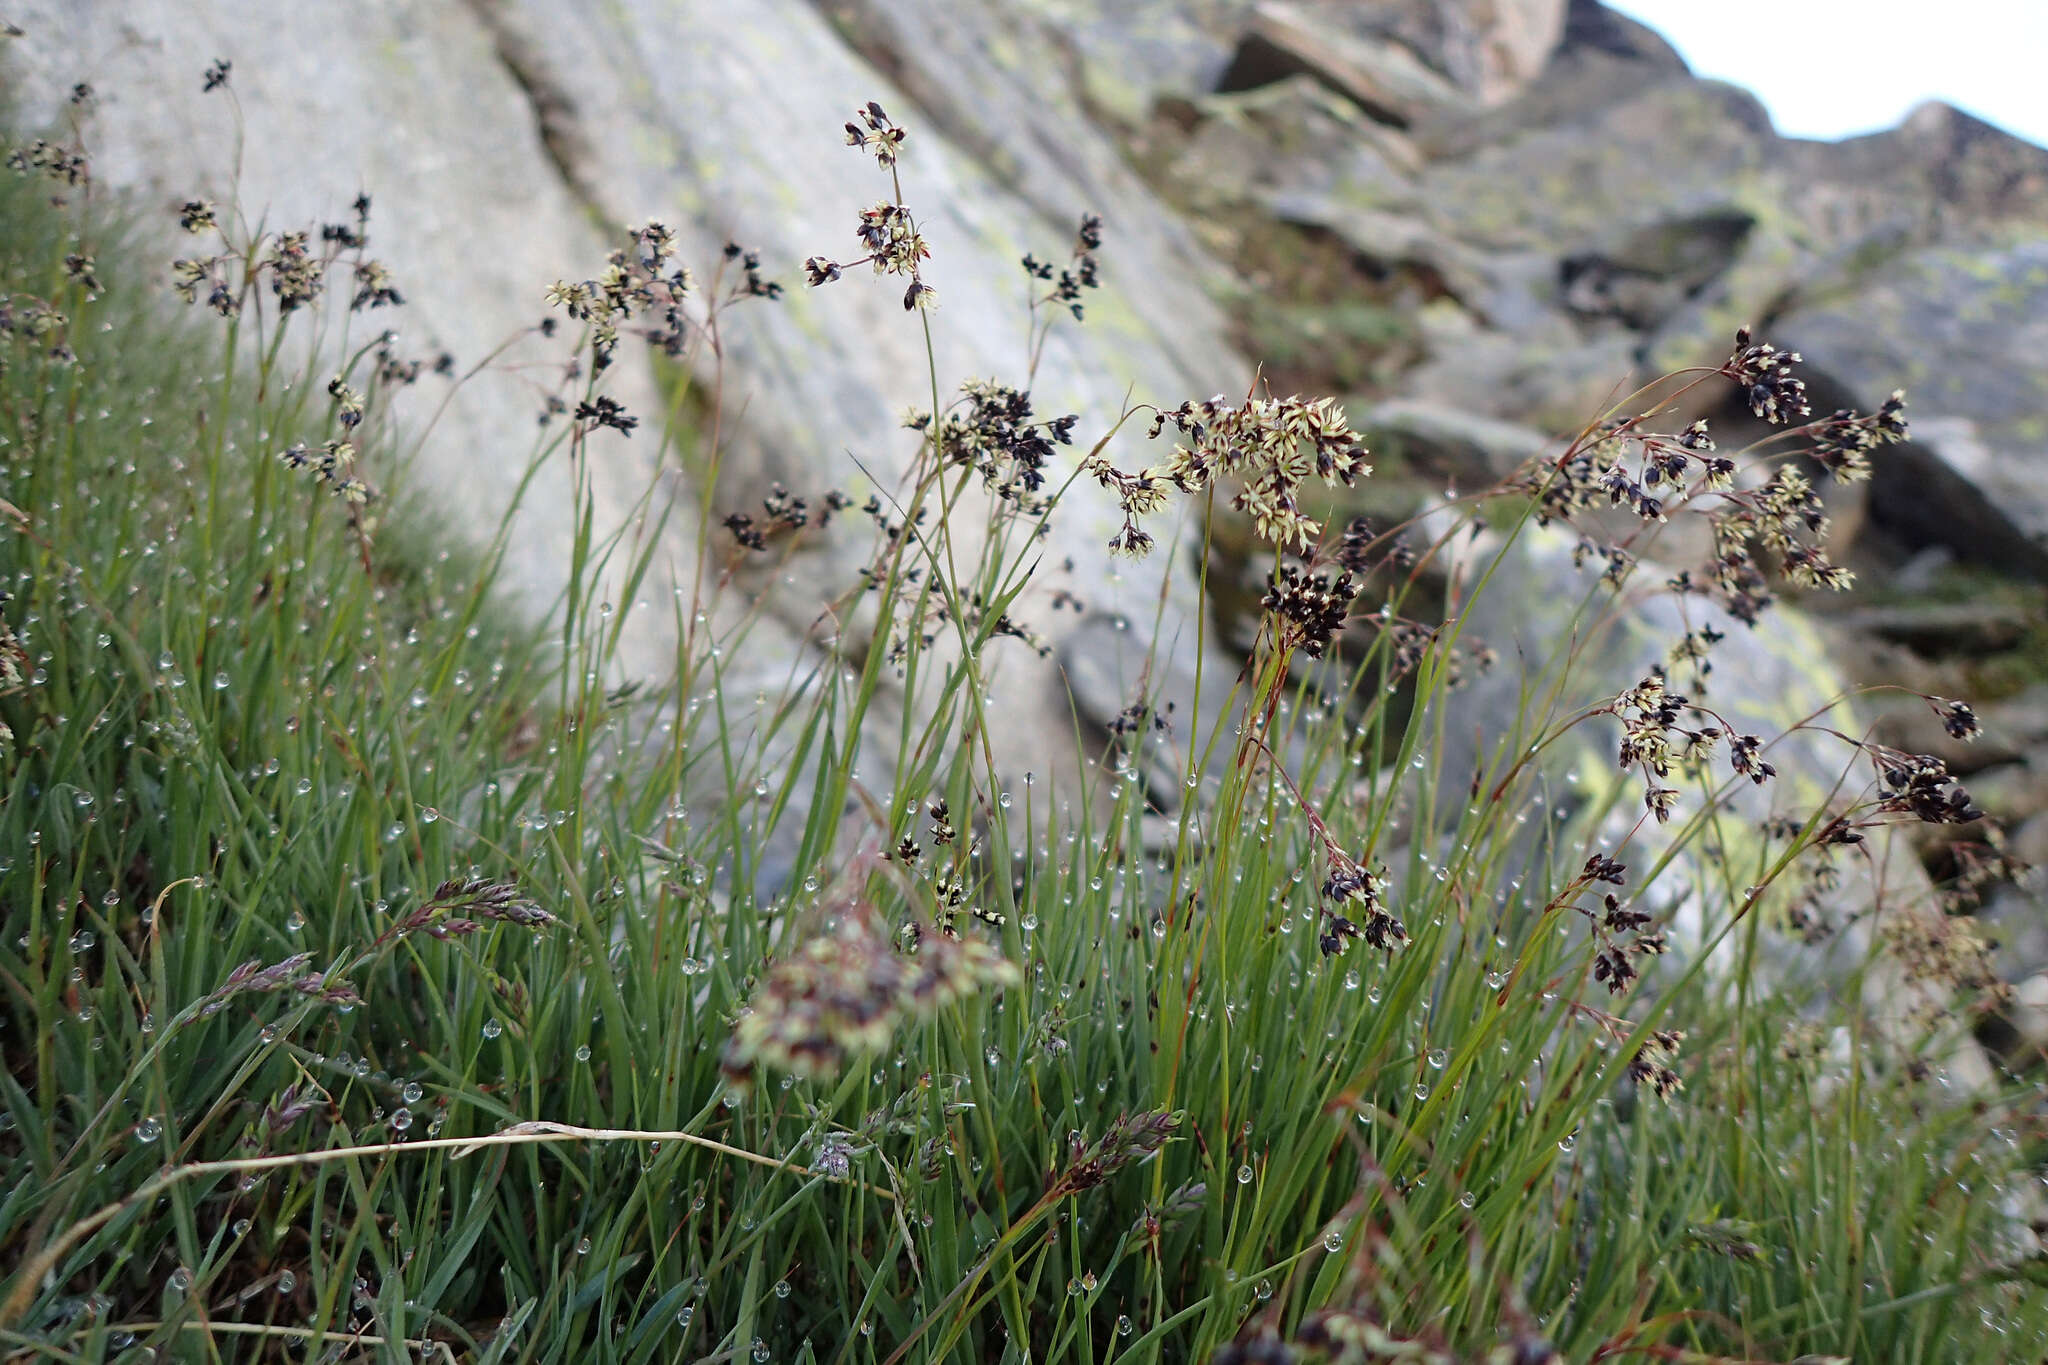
[
  {"x1": 5, "y1": 1, "x2": 675, "y2": 666},
  {"x1": 0, "y1": 0, "x2": 1250, "y2": 820},
  {"x1": 1151, "y1": 7, "x2": 2048, "y2": 584},
  {"x1": 1776, "y1": 241, "x2": 2048, "y2": 569},
  {"x1": 9, "y1": 0, "x2": 2045, "y2": 1081},
  {"x1": 6, "y1": 2, "x2": 2048, "y2": 984}
]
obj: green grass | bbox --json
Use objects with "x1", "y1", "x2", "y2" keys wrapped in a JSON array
[{"x1": 1, "y1": 101, "x2": 2044, "y2": 1365}]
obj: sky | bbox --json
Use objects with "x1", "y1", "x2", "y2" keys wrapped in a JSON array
[{"x1": 1601, "y1": 0, "x2": 2048, "y2": 149}]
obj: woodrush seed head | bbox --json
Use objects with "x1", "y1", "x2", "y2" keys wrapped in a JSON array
[{"x1": 722, "y1": 903, "x2": 1019, "y2": 1088}]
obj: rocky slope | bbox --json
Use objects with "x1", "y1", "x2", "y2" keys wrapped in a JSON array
[{"x1": 7, "y1": 1, "x2": 2047, "y2": 1052}]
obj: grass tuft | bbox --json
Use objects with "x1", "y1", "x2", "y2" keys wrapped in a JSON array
[{"x1": 1, "y1": 80, "x2": 2043, "y2": 1365}]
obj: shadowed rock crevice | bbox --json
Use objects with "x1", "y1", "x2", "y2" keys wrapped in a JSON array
[{"x1": 460, "y1": 0, "x2": 609, "y2": 230}]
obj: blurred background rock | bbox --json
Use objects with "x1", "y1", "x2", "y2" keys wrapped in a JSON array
[{"x1": 8, "y1": 0, "x2": 2047, "y2": 1055}]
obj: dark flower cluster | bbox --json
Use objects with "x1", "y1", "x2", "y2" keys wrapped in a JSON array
[
  {"x1": 1520, "y1": 417, "x2": 1732, "y2": 537},
  {"x1": 374, "y1": 335, "x2": 453, "y2": 389},
  {"x1": 171, "y1": 253, "x2": 237, "y2": 317},
  {"x1": 262, "y1": 230, "x2": 325, "y2": 313},
  {"x1": 572, "y1": 394, "x2": 637, "y2": 436},
  {"x1": 722, "y1": 240, "x2": 783, "y2": 300},
  {"x1": 930, "y1": 379, "x2": 1077, "y2": 502},
  {"x1": 960, "y1": 589, "x2": 1052, "y2": 657},
  {"x1": 1085, "y1": 393, "x2": 1372, "y2": 557},
  {"x1": 1262, "y1": 560, "x2": 1360, "y2": 659},
  {"x1": 888, "y1": 799, "x2": 1000, "y2": 932},
  {"x1": 1934, "y1": 695, "x2": 1980, "y2": 741},
  {"x1": 1333, "y1": 514, "x2": 1378, "y2": 572},
  {"x1": 1809, "y1": 390, "x2": 1908, "y2": 482},
  {"x1": 277, "y1": 439, "x2": 375, "y2": 507},
  {"x1": 1320, "y1": 857, "x2": 1406, "y2": 956},
  {"x1": 1108, "y1": 696, "x2": 1174, "y2": 738},
  {"x1": 843, "y1": 100, "x2": 906, "y2": 168},
  {"x1": 1722, "y1": 325, "x2": 1809, "y2": 423},
  {"x1": 6, "y1": 137, "x2": 89, "y2": 186},
  {"x1": 61, "y1": 252, "x2": 99, "y2": 299},
  {"x1": 806, "y1": 116, "x2": 937, "y2": 311},
  {"x1": 1610, "y1": 673, "x2": 1768, "y2": 823},
  {"x1": 927, "y1": 796, "x2": 956, "y2": 846},
  {"x1": 722, "y1": 483, "x2": 851, "y2": 551},
  {"x1": 351, "y1": 258, "x2": 403, "y2": 311},
  {"x1": 1625, "y1": 1028, "x2": 1687, "y2": 1100},
  {"x1": 1871, "y1": 750, "x2": 1983, "y2": 826},
  {"x1": 328, "y1": 376, "x2": 365, "y2": 431},
  {"x1": 1563, "y1": 854, "x2": 1667, "y2": 997},
  {"x1": 1021, "y1": 212, "x2": 1105, "y2": 320},
  {"x1": 1664, "y1": 623, "x2": 1724, "y2": 690},
  {"x1": 320, "y1": 191, "x2": 373, "y2": 249},
  {"x1": 1515, "y1": 335, "x2": 1901, "y2": 643},
  {"x1": 545, "y1": 219, "x2": 696, "y2": 377}
]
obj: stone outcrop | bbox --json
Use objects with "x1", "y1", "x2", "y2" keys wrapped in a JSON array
[
  {"x1": 1, "y1": 0, "x2": 1250, "y2": 824},
  {"x1": 8, "y1": 2, "x2": 2048, "y2": 1029}
]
